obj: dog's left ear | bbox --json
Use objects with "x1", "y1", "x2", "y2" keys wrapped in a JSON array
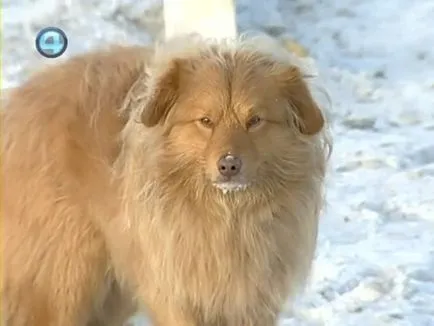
[
  {"x1": 140, "y1": 59, "x2": 183, "y2": 127},
  {"x1": 280, "y1": 65, "x2": 324, "y2": 135}
]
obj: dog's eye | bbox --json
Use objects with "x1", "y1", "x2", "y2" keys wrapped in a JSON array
[
  {"x1": 199, "y1": 117, "x2": 214, "y2": 128},
  {"x1": 246, "y1": 115, "x2": 262, "y2": 130}
]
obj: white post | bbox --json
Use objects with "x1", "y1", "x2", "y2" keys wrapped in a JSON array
[{"x1": 163, "y1": 0, "x2": 237, "y2": 40}]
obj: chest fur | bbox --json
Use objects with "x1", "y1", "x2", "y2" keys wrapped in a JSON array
[{"x1": 142, "y1": 202, "x2": 292, "y2": 314}]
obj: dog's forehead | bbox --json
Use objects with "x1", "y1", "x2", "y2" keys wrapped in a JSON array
[{"x1": 180, "y1": 53, "x2": 282, "y2": 114}]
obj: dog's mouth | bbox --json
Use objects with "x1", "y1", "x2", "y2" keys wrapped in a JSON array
[{"x1": 212, "y1": 181, "x2": 251, "y2": 194}]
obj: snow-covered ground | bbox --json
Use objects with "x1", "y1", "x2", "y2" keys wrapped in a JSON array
[{"x1": 2, "y1": 0, "x2": 434, "y2": 325}]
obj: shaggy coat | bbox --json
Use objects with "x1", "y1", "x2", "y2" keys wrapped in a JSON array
[{"x1": 2, "y1": 36, "x2": 331, "y2": 326}]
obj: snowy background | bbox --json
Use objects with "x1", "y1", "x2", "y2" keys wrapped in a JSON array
[{"x1": 2, "y1": 0, "x2": 434, "y2": 325}]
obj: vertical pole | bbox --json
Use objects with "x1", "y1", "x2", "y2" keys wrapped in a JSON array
[{"x1": 163, "y1": 0, "x2": 237, "y2": 40}]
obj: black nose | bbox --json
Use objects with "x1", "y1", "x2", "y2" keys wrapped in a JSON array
[{"x1": 217, "y1": 154, "x2": 242, "y2": 177}]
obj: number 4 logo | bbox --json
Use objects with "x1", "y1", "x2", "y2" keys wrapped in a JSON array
[{"x1": 35, "y1": 27, "x2": 68, "y2": 59}]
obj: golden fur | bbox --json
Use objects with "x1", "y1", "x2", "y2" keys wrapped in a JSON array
[{"x1": 1, "y1": 35, "x2": 331, "y2": 326}]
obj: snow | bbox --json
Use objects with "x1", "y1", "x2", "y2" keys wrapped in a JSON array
[{"x1": 2, "y1": 0, "x2": 434, "y2": 325}]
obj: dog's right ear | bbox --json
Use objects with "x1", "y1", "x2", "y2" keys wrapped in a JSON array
[{"x1": 140, "y1": 59, "x2": 182, "y2": 127}]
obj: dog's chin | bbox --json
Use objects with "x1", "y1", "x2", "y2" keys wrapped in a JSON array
[{"x1": 212, "y1": 181, "x2": 251, "y2": 195}]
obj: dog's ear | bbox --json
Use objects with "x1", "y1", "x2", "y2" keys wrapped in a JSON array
[
  {"x1": 140, "y1": 59, "x2": 183, "y2": 127},
  {"x1": 280, "y1": 65, "x2": 324, "y2": 135}
]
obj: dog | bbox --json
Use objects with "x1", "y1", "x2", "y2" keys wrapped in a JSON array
[{"x1": 2, "y1": 35, "x2": 331, "y2": 326}]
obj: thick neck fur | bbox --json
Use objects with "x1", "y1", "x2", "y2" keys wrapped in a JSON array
[{"x1": 113, "y1": 117, "x2": 327, "y2": 322}]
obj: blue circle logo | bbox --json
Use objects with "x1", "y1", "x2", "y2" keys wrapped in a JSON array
[{"x1": 35, "y1": 27, "x2": 68, "y2": 58}]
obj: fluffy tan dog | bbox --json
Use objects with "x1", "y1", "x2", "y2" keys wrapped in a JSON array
[{"x1": 2, "y1": 35, "x2": 331, "y2": 326}]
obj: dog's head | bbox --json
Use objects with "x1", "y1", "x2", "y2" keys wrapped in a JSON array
[{"x1": 138, "y1": 37, "x2": 326, "y2": 196}]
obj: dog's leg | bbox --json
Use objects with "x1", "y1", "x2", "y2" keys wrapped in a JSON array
[
  {"x1": 151, "y1": 313, "x2": 198, "y2": 326},
  {"x1": 3, "y1": 211, "x2": 111, "y2": 326},
  {"x1": 145, "y1": 302, "x2": 199, "y2": 326},
  {"x1": 88, "y1": 280, "x2": 137, "y2": 326}
]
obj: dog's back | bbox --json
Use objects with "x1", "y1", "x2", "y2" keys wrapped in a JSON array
[{"x1": 1, "y1": 46, "x2": 148, "y2": 325}]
